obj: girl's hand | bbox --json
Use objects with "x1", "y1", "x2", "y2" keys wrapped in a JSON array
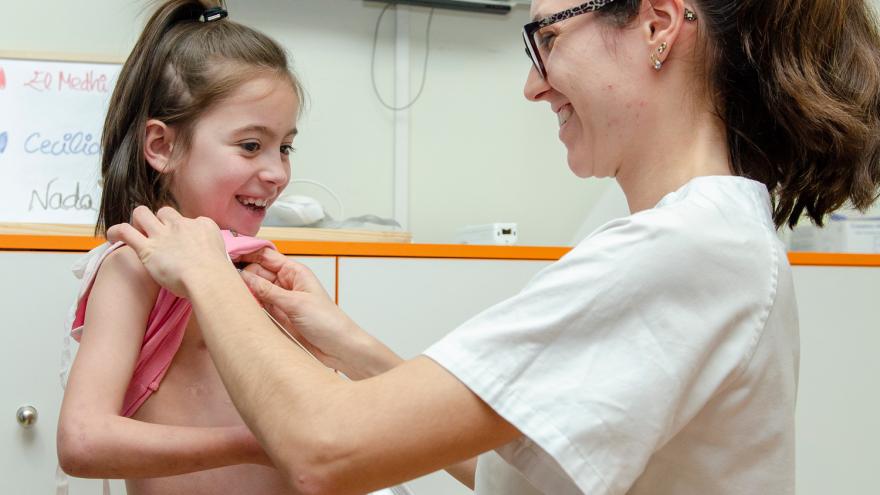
[
  {"x1": 238, "y1": 248, "x2": 403, "y2": 379},
  {"x1": 107, "y1": 206, "x2": 230, "y2": 298}
]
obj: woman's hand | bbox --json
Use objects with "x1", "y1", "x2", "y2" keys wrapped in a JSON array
[
  {"x1": 238, "y1": 248, "x2": 403, "y2": 379},
  {"x1": 106, "y1": 206, "x2": 230, "y2": 298}
]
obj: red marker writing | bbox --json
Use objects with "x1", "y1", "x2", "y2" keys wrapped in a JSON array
[{"x1": 0, "y1": 67, "x2": 6, "y2": 90}]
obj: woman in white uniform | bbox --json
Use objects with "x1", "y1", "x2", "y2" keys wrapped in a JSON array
[{"x1": 108, "y1": 0, "x2": 880, "y2": 493}]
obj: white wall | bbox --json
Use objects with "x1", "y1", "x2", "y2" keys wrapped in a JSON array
[
  {"x1": 0, "y1": 0, "x2": 616, "y2": 246},
  {"x1": 5, "y1": 0, "x2": 877, "y2": 245}
]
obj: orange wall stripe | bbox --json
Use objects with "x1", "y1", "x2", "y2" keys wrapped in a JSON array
[
  {"x1": 269, "y1": 240, "x2": 570, "y2": 260},
  {"x1": 786, "y1": 252, "x2": 880, "y2": 267},
  {"x1": 0, "y1": 234, "x2": 103, "y2": 251},
  {"x1": 2, "y1": 234, "x2": 879, "y2": 266}
]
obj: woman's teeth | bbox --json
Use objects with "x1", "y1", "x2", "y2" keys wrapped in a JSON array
[
  {"x1": 237, "y1": 196, "x2": 268, "y2": 208},
  {"x1": 558, "y1": 105, "x2": 573, "y2": 127}
]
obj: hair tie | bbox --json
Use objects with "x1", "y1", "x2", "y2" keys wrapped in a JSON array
[{"x1": 201, "y1": 6, "x2": 228, "y2": 22}]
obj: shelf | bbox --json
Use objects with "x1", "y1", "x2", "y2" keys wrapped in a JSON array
[
  {"x1": 0, "y1": 233, "x2": 878, "y2": 265},
  {"x1": 786, "y1": 252, "x2": 880, "y2": 267},
  {"x1": 0, "y1": 233, "x2": 567, "y2": 261}
]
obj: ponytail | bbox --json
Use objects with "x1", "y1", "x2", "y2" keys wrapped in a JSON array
[
  {"x1": 97, "y1": 0, "x2": 303, "y2": 235},
  {"x1": 723, "y1": 0, "x2": 880, "y2": 227},
  {"x1": 601, "y1": 0, "x2": 880, "y2": 227}
]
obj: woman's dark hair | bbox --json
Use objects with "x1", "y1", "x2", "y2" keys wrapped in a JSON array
[
  {"x1": 602, "y1": 0, "x2": 880, "y2": 227},
  {"x1": 96, "y1": 0, "x2": 304, "y2": 235}
]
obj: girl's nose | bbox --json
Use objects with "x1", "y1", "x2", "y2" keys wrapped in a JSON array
[{"x1": 260, "y1": 155, "x2": 290, "y2": 186}]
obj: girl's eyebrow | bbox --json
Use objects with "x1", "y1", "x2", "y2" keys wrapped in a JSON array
[{"x1": 232, "y1": 124, "x2": 298, "y2": 138}]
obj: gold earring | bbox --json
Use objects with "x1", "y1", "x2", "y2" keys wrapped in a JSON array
[
  {"x1": 651, "y1": 42, "x2": 667, "y2": 71},
  {"x1": 684, "y1": 8, "x2": 697, "y2": 22}
]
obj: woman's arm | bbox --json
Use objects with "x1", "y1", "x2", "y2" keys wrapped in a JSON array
[
  {"x1": 108, "y1": 208, "x2": 519, "y2": 494},
  {"x1": 57, "y1": 246, "x2": 267, "y2": 479},
  {"x1": 241, "y1": 257, "x2": 478, "y2": 489},
  {"x1": 192, "y1": 272, "x2": 514, "y2": 495}
]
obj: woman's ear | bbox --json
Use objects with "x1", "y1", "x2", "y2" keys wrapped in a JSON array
[
  {"x1": 639, "y1": 0, "x2": 687, "y2": 69},
  {"x1": 144, "y1": 119, "x2": 177, "y2": 174}
]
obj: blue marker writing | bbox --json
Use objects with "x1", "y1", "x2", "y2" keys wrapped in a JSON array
[{"x1": 24, "y1": 132, "x2": 100, "y2": 156}]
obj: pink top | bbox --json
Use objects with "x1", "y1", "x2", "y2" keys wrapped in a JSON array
[{"x1": 70, "y1": 231, "x2": 275, "y2": 417}]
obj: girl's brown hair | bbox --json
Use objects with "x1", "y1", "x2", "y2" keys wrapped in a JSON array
[
  {"x1": 96, "y1": 0, "x2": 304, "y2": 235},
  {"x1": 602, "y1": 0, "x2": 880, "y2": 227}
]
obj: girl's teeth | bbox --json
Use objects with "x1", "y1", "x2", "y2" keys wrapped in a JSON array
[{"x1": 238, "y1": 197, "x2": 268, "y2": 207}]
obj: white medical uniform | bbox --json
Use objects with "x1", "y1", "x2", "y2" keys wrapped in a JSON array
[{"x1": 424, "y1": 176, "x2": 799, "y2": 494}]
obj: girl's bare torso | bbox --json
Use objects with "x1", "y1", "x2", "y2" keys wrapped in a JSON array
[{"x1": 125, "y1": 318, "x2": 292, "y2": 495}]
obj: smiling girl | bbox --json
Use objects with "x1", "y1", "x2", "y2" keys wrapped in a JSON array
[{"x1": 56, "y1": 1, "x2": 302, "y2": 493}]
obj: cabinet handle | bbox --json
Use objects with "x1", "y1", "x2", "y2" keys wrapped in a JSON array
[{"x1": 16, "y1": 405, "x2": 38, "y2": 428}]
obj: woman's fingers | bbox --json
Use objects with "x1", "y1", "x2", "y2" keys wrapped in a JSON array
[
  {"x1": 238, "y1": 249, "x2": 324, "y2": 294},
  {"x1": 237, "y1": 247, "x2": 289, "y2": 272},
  {"x1": 242, "y1": 261, "x2": 277, "y2": 284},
  {"x1": 106, "y1": 222, "x2": 148, "y2": 254},
  {"x1": 130, "y1": 205, "x2": 166, "y2": 236},
  {"x1": 240, "y1": 269, "x2": 299, "y2": 310},
  {"x1": 108, "y1": 206, "x2": 228, "y2": 298},
  {"x1": 155, "y1": 205, "x2": 184, "y2": 224}
]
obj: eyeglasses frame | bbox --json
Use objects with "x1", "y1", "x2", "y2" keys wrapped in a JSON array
[{"x1": 522, "y1": 0, "x2": 619, "y2": 79}]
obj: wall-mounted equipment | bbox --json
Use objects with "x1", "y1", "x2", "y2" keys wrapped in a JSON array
[{"x1": 366, "y1": 0, "x2": 529, "y2": 15}]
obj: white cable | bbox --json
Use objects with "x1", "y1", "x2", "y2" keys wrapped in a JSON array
[{"x1": 371, "y1": 3, "x2": 434, "y2": 111}]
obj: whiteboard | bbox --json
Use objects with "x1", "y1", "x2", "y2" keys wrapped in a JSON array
[{"x1": 0, "y1": 56, "x2": 121, "y2": 224}]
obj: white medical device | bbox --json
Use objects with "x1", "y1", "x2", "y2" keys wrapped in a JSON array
[{"x1": 457, "y1": 223, "x2": 518, "y2": 245}]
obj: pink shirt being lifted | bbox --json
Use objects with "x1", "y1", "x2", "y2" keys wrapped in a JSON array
[{"x1": 70, "y1": 230, "x2": 275, "y2": 417}]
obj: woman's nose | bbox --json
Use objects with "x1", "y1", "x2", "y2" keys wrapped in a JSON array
[{"x1": 523, "y1": 65, "x2": 551, "y2": 102}]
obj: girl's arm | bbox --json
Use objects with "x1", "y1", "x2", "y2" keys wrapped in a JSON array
[{"x1": 57, "y1": 246, "x2": 267, "y2": 479}]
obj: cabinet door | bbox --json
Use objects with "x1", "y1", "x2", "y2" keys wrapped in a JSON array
[
  {"x1": 793, "y1": 266, "x2": 880, "y2": 495},
  {"x1": 0, "y1": 251, "x2": 334, "y2": 495},
  {"x1": 291, "y1": 255, "x2": 337, "y2": 303},
  {"x1": 0, "y1": 252, "x2": 104, "y2": 494},
  {"x1": 338, "y1": 257, "x2": 552, "y2": 495}
]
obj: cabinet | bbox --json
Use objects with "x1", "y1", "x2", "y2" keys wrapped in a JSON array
[
  {"x1": 338, "y1": 257, "x2": 552, "y2": 495},
  {"x1": 0, "y1": 251, "x2": 334, "y2": 495},
  {"x1": 792, "y1": 266, "x2": 880, "y2": 495},
  {"x1": 1, "y1": 241, "x2": 878, "y2": 495}
]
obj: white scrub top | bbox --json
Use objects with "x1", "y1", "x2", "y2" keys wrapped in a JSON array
[{"x1": 425, "y1": 176, "x2": 799, "y2": 495}]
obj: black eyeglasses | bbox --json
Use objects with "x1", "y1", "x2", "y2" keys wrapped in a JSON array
[{"x1": 522, "y1": 0, "x2": 617, "y2": 79}]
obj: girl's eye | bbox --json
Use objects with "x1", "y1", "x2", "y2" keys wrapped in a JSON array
[
  {"x1": 280, "y1": 144, "x2": 296, "y2": 156},
  {"x1": 240, "y1": 142, "x2": 260, "y2": 153}
]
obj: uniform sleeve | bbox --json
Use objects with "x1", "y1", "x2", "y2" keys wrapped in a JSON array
[{"x1": 424, "y1": 208, "x2": 779, "y2": 494}]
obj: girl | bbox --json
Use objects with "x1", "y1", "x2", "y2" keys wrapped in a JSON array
[
  {"x1": 108, "y1": 0, "x2": 880, "y2": 493},
  {"x1": 57, "y1": 1, "x2": 303, "y2": 493}
]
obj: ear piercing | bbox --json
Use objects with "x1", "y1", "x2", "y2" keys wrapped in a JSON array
[
  {"x1": 649, "y1": 6, "x2": 697, "y2": 71},
  {"x1": 651, "y1": 42, "x2": 667, "y2": 71}
]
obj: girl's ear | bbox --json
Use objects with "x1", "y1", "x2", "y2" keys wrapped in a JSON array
[{"x1": 144, "y1": 119, "x2": 177, "y2": 174}]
